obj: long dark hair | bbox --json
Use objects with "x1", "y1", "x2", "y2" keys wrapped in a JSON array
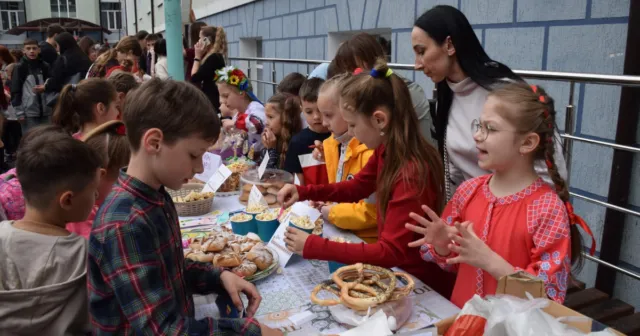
[
  {"x1": 266, "y1": 93, "x2": 303, "y2": 168},
  {"x1": 414, "y1": 5, "x2": 521, "y2": 154},
  {"x1": 53, "y1": 78, "x2": 117, "y2": 134}
]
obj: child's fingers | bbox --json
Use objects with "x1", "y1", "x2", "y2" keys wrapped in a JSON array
[
  {"x1": 407, "y1": 237, "x2": 427, "y2": 248},
  {"x1": 448, "y1": 242, "x2": 462, "y2": 254},
  {"x1": 421, "y1": 205, "x2": 441, "y2": 224},
  {"x1": 405, "y1": 223, "x2": 427, "y2": 235},
  {"x1": 409, "y1": 212, "x2": 432, "y2": 228},
  {"x1": 446, "y1": 255, "x2": 464, "y2": 265},
  {"x1": 449, "y1": 233, "x2": 466, "y2": 246}
]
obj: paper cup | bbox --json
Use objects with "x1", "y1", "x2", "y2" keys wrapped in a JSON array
[
  {"x1": 230, "y1": 214, "x2": 257, "y2": 236},
  {"x1": 256, "y1": 217, "x2": 279, "y2": 242},
  {"x1": 288, "y1": 222, "x2": 314, "y2": 234},
  {"x1": 328, "y1": 261, "x2": 348, "y2": 274}
]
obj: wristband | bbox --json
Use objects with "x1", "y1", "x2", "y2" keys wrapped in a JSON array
[{"x1": 194, "y1": 58, "x2": 201, "y2": 62}]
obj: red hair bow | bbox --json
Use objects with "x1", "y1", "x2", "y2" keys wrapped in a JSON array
[
  {"x1": 115, "y1": 124, "x2": 127, "y2": 136},
  {"x1": 565, "y1": 201, "x2": 596, "y2": 256},
  {"x1": 353, "y1": 68, "x2": 364, "y2": 75}
]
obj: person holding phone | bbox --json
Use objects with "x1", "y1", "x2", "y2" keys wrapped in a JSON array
[{"x1": 190, "y1": 26, "x2": 228, "y2": 112}]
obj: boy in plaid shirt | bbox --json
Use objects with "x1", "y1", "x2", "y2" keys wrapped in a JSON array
[{"x1": 88, "y1": 79, "x2": 282, "y2": 335}]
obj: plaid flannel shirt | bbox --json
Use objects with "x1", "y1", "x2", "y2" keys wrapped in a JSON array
[{"x1": 88, "y1": 170, "x2": 262, "y2": 335}]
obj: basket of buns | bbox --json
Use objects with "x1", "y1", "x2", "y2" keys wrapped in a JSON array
[
  {"x1": 168, "y1": 184, "x2": 215, "y2": 216},
  {"x1": 239, "y1": 168, "x2": 293, "y2": 206},
  {"x1": 184, "y1": 227, "x2": 278, "y2": 282}
]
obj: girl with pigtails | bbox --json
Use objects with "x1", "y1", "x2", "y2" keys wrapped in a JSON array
[{"x1": 406, "y1": 82, "x2": 596, "y2": 308}]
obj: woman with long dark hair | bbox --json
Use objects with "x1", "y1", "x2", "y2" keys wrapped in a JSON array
[
  {"x1": 44, "y1": 32, "x2": 92, "y2": 94},
  {"x1": 412, "y1": 5, "x2": 566, "y2": 198},
  {"x1": 184, "y1": 21, "x2": 206, "y2": 81}
]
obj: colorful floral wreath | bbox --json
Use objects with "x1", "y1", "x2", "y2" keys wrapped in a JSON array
[{"x1": 215, "y1": 66, "x2": 252, "y2": 93}]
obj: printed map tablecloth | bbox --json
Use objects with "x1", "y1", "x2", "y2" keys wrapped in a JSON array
[{"x1": 185, "y1": 195, "x2": 460, "y2": 334}]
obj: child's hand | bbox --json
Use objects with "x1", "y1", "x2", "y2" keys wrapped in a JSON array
[
  {"x1": 284, "y1": 226, "x2": 310, "y2": 255},
  {"x1": 309, "y1": 201, "x2": 325, "y2": 210},
  {"x1": 261, "y1": 129, "x2": 277, "y2": 149},
  {"x1": 405, "y1": 205, "x2": 457, "y2": 254},
  {"x1": 222, "y1": 119, "x2": 234, "y2": 132},
  {"x1": 277, "y1": 184, "x2": 299, "y2": 208},
  {"x1": 446, "y1": 221, "x2": 513, "y2": 279},
  {"x1": 311, "y1": 140, "x2": 325, "y2": 162},
  {"x1": 321, "y1": 205, "x2": 334, "y2": 223},
  {"x1": 219, "y1": 271, "x2": 262, "y2": 317}
]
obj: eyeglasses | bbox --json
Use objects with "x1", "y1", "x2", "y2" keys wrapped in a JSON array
[{"x1": 471, "y1": 119, "x2": 520, "y2": 142}]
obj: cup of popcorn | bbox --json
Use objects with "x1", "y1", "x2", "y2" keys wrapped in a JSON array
[
  {"x1": 288, "y1": 214, "x2": 315, "y2": 234},
  {"x1": 328, "y1": 236, "x2": 352, "y2": 273},
  {"x1": 230, "y1": 213, "x2": 257, "y2": 236},
  {"x1": 255, "y1": 210, "x2": 280, "y2": 242}
]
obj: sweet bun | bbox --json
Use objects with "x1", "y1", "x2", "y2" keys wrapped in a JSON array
[
  {"x1": 232, "y1": 260, "x2": 258, "y2": 277},
  {"x1": 213, "y1": 253, "x2": 243, "y2": 268}
]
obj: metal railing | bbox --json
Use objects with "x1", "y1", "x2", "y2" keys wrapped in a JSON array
[{"x1": 229, "y1": 56, "x2": 640, "y2": 282}]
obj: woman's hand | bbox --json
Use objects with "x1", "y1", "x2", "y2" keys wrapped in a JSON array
[
  {"x1": 446, "y1": 221, "x2": 514, "y2": 279},
  {"x1": 261, "y1": 128, "x2": 277, "y2": 149},
  {"x1": 277, "y1": 184, "x2": 299, "y2": 208},
  {"x1": 311, "y1": 140, "x2": 325, "y2": 162},
  {"x1": 405, "y1": 205, "x2": 457, "y2": 255},
  {"x1": 283, "y1": 226, "x2": 310, "y2": 255},
  {"x1": 321, "y1": 205, "x2": 334, "y2": 223},
  {"x1": 194, "y1": 40, "x2": 206, "y2": 59}
]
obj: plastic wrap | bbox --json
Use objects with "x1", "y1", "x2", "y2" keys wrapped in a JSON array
[{"x1": 329, "y1": 296, "x2": 414, "y2": 331}]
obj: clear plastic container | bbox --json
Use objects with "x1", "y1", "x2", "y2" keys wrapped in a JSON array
[
  {"x1": 218, "y1": 158, "x2": 256, "y2": 193},
  {"x1": 239, "y1": 168, "x2": 293, "y2": 205}
]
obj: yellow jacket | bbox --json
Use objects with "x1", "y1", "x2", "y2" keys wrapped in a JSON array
[{"x1": 324, "y1": 135, "x2": 378, "y2": 243}]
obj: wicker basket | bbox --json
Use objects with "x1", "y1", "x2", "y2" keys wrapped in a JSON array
[{"x1": 168, "y1": 183, "x2": 214, "y2": 217}]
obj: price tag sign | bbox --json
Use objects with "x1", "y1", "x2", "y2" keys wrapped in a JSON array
[
  {"x1": 248, "y1": 185, "x2": 268, "y2": 208},
  {"x1": 202, "y1": 164, "x2": 232, "y2": 193},
  {"x1": 193, "y1": 153, "x2": 221, "y2": 182},
  {"x1": 258, "y1": 151, "x2": 269, "y2": 179},
  {"x1": 267, "y1": 215, "x2": 294, "y2": 266}
]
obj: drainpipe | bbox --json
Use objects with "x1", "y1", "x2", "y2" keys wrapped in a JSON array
[
  {"x1": 163, "y1": 0, "x2": 184, "y2": 80},
  {"x1": 133, "y1": 0, "x2": 138, "y2": 33},
  {"x1": 150, "y1": 0, "x2": 155, "y2": 33}
]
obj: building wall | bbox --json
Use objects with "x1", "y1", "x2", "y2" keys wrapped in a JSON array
[{"x1": 198, "y1": 0, "x2": 640, "y2": 307}]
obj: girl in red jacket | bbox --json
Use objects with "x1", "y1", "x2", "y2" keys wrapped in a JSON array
[{"x1": 279, "y1": 59, "x2": 456, "y2": 298}]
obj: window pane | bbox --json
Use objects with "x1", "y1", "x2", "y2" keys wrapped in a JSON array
[
  {"x1": 116, "y1": 12, "x2": 122, "y2": 29},
  {"x1": 10, "y1": 12, "x2": 18, "y2": 28},
  {"x1": 1, "y1": 12, "x2": 8, "y2": 30},
  {"x1": 101, "y1": 11, "x2": 108, "y2": 28},
  {"x1": 51, "y1": 0, "x2": 58, "y2": 16}
]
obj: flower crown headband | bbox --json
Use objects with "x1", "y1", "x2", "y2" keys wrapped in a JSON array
[{"x1": 215, "y1": 66, "x2": 262, "y2": 103}]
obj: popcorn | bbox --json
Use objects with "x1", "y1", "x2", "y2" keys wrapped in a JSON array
[{"x1": 230, "y1": 213, "x2": 253, "y2": 222}]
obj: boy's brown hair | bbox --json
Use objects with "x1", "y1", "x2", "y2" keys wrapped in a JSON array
[
  {"x1": 108, "y1": 72, "x2": 139, "y2": 94},
  {"x1": 16, "y1": 125, "x2": 103, "y2": 210},
  {"x1": 82, "y1": 120, "x2": 130, "y2": 177},
  {"x1": 123, "y1": 78, "x2": 220, "y2": 151},
  {"x1": 276, "y1": 72, "x2": 306, "y2": 96},
  {"x1": 46, "y1": 24, "x2": 65, "y2": 38},
  {"x1": 299, "y1": 77, "x2": 325, "y2": 103},
  {"x1": 23, "y1": 39, "x2": 38, "y2": 47}
]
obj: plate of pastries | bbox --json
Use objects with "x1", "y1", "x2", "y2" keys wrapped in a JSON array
[{"x1": 184, "y1": 227, "x2": 279, "y2": 282}]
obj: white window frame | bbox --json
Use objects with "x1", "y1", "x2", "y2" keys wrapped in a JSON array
[
  {"x1": 50, "y1": 0, "x2": 76, "y2": 18},
  {"x1": 103, "y1": 9, "x2": 121, "y2": 30},
  {"x1": 0, "y1": 1, "x2": 23, "y2": 31}
]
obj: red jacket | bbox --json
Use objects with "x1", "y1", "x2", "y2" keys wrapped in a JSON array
[{"x1": 298, "y1": 145, "x2": 455, "y2": 298}]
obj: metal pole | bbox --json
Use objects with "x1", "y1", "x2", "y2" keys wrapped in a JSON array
[
  {"x1": 133, "y1": 0, "x2": 138, "y2": 33},
  {"x1": 163, "y1": 0, "x2": 184, "y2": 80},
  {"x1": 563, "y1": 81, "x2": 575, "y2": 181},
  {"x1": 150, "y1": 0, "x2": 155, "y2": 33}
]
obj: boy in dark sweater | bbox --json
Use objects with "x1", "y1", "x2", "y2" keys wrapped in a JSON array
[{"x1": 11, "y1": 39, "x2": 51, "y2": 133}]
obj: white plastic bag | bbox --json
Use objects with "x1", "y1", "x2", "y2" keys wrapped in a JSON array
[
  {"x1": 329, "y1": 296, "x2": 414, "y2": 331},
  {"x1": 484, "y1": 294, "x2": 618, "y2": 336}
]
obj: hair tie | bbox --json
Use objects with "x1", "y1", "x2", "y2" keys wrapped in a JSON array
[
  {"x1": 565, "y1": 202, "x2": 596, "y2": 255},
  {"x1": 369, "y1": 68, "x2": 379, "y2": 77},
  {"x1": 115, "y1": 124, "x2": 126, "y2": 136},
  {"x1": 353, "y1": 68, "x2": 363, "y2": 75},
  {"x1": 369, "y1": 68, "x2": 393, "y2": 78}
]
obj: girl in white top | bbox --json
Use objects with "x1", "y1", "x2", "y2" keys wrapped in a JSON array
[
  {"x1": 153, "y1": 39, "x2": 169, "y2": 80},
  {"x1": 412, "y1": 5, "x2": 567, "y2": 198}
]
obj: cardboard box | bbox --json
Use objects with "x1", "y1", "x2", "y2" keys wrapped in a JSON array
[{"x1": 434, "y1": 271, "x2": 625, "y2": 335}]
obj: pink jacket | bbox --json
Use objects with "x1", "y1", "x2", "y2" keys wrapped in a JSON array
[{"x1": 0, "y1": 169, "x2": 25, "y2": 220}]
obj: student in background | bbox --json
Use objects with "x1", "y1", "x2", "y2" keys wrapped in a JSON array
[
  {"x1": 191, "y1": 26, "x2": 227, "y2": 111},
  {"x1": 10, "y1": 39, "x2": 51, "y2": 133},
  {"x1": 89, "y1": 79, "x2": 281, "y2": 336},
  {"x1": 144, "y1": 34, "x2": 159, "y2": 76},
  {"x1": 276, "y1": 72, "x2": 306, "y2": 96},
  {"x1": 309, "y1": 75, "x2": 377, "y2": 243},
  {"x1": 88, "y1": 36, "x2": 142, "y2": 79},
  {"x1": 0, "y1": 125, "x2": 102, "y2": 335},
  {"x1": 283, "y1": 78, "x2": 331, "y2": 185},
  {"x1": 262, "y1": 92, "x2": 303, "y2": 169},
  {"x1": 153, "y1": 39, "x2": 169, "y2": 79},
  {"x1": 38, "y1": 24, "x2": 64, "y2": 67},
  {"x1": 52, "y1": 79, "x2": 119, "y2": 139},
  {"x1": 107, "y1": 72, "x2": 140, "y2": 117},
  {"x1": 66, "y1": 121, "x2": 130, "y2": 238},
  {"x1": 2, "y1": 63, "x2": 20, "y2": 165}
]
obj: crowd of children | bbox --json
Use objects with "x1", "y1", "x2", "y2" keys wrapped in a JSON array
[{"x1": 0, "y1": 6, "x2": 597, "y2": 336}]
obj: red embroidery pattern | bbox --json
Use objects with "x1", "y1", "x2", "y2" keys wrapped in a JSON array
[{"x1": 528, "y1": 191, "x2": 570, "y2": 247}]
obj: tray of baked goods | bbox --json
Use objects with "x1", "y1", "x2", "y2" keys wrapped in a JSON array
[{"x1": 184, "y1": 226, "x2": 279, "y2": 282}]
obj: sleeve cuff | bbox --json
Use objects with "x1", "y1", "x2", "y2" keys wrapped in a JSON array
[{"x1": 420, "y1": 244, "x2": 452, "y2": 264}]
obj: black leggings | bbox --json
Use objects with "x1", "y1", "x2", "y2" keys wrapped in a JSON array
[{"x1": 2, "y1": 120, "x2": 22, "y2": 155}]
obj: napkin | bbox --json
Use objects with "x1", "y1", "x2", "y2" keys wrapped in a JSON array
[{"x1": 339, "y1": 310, "x2": 393, "y2": 336}]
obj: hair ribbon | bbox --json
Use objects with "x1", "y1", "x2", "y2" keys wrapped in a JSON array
[
  {"x1": 353, "y1": 68, "x2": 363, "y2": 75},
  {"x1": 115, "y1": 124, "x2": 126, "y2": 136},
  {"x1": 565, "y1": 202, "x2": 596, "y2": 255}
]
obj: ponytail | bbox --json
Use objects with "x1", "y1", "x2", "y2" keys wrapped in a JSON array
[
  {"x1": 489, "y1": 83, "x2": 594, "y2": 269},
  {"x1": 83, "y1": 120, "x2": 131, "y2": 176},
  {"x1": 52, "y1": 78, "x2": 118, "y2": 134},
  {"x1": 211, "y1": 26, "x2": 228, "y2": 61},
  {"x1": 339, "y1": 59, "x2": 445, "y2": 218},
  {"x1": 266, "y1": 93, "x2": 303, "y2": 169}
]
